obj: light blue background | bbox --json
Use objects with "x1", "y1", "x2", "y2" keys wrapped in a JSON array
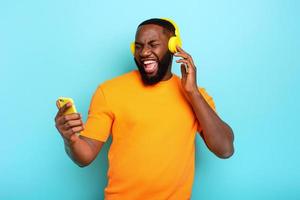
[{"x1": 1, "y1": 0, "x2": 299, "y2": 199}]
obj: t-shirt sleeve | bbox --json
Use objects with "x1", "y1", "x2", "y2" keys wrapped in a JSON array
[
  {"x1": 197, "y1": 88, "x2": 216, "y2": 133},
  {"x1": 80, "y1": 85, "x2": 114, "y2": 142}
]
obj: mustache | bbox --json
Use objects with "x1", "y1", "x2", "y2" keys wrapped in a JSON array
[{"x1": 134, "y1": 52, "x2": 172, "y2": 85}]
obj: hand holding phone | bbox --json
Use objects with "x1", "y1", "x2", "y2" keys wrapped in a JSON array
[{"x1": 55, "y1": 97, "x2": 84, "y2": 143}]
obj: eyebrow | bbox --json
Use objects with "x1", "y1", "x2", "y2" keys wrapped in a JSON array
[{"x1": 135, "y1": 40, "x2": 159, "y2": 45}]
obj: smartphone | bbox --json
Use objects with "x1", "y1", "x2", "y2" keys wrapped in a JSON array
[{"x1": 57, "y1": 97, "x2": 77, "y2": 115}]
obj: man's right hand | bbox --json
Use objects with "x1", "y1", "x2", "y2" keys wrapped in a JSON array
[
  {"x1": 55, "y1": 101, "x2": 84, "y2": 144},
  {"x1": 54, "y1": 100, "x2": 105, "y2": 167}
]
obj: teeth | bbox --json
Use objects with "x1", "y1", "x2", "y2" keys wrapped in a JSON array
[{"x1": 143, "y1": 60, "x2": 156, "y2": 65}]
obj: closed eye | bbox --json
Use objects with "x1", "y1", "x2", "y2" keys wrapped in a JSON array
[
  {"x1": 151, "y1": 43, "x2": 159, "y2": 47},
  {"x1": 135, "y1": 44, "x2": 142, "y2": 49}
]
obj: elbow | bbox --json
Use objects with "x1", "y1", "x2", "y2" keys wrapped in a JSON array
[
  {"x1": 218, "y1": 127, "x2": 235, "y2": 159},
  {"x1": 215, "y1": 144, "x2": 234, "y2": 159},
  {"x1": 74, "y1": 159, "x2": 93, "y2": 168},
  {"x1": 77, "y1": 163, "x2": 89, "y2": 168},
  {"x1": 216, "y1": 148, "x2": 234, "y2": 159},
  {"x1": 212, "y1": 138, "x2": 235, "y2": 159}
]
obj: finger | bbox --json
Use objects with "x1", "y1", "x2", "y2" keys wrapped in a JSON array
[
  {"x1": 189, "y1": 55, "x2": 196, "y2": 66},
  {"x1": 56, "y1": 101, "x2": 60, "y2": 109},
  {"x1": 176, "y1": 45, "x2": 186, "y2": 53},
  {"x1": 176, "y1": 59, "x2": 193, "y2": 67},
  {"x1": 178, "y1": 61, "x2": 189, "y2": 74},
  {"x1": 174, "y1": 52, "x2": 189, "y2": 59},
  {"x1": 175, "y1": 52, "x2": 196, "y2": 67},
  {"x1": 56, "y1": 113, "x2": 82, "y2": 125},
  {"x1": 64, "y1": 126, "x2": 84, "y2": 139},
  {"x1": 177, "y1": 59, "x2": 197, "y2": 75},
  {"x1": 63, "y1": 119, "x2": 84, "y2": 130},
  {"x1": 55, "y1": 102, "x2": 72, "y2": 119},
  {"x1": 181, "y1": 64, "x2": 187, "y2": 78},
  {"x1": 176, "y1": 58, "x2": 196, "y2": 69},
  {"x1": 175, "y1": 47, "x2": 196, "y2": 65}
]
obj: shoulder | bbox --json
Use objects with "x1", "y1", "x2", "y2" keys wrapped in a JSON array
[
  {"x1": 99, "y1": 70, "x2": 140, "y2": 91},
  {"x1": 92, "y1": 70, "x2": 141, "y2": 100}
]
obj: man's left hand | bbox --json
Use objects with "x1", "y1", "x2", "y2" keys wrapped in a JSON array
[{"x1": 174, "y1": 46, "x2": 198, "y2": 97}]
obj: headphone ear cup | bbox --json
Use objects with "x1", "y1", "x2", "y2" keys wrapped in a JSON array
[
  {"x1": 130, "y1": 42, "x2": 135, "y2": 55},
  {"x1": 168, "y1": 36, "x2": 182, "y2": 53}
]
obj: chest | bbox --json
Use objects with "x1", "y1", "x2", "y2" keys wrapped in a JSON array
[{"x1": 114, "y1": 89, "x2": 196, "y2": 130}]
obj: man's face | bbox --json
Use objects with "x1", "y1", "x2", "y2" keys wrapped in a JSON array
[{"x1": 133, "y1": 24, "x2": 172, "y2": 85}]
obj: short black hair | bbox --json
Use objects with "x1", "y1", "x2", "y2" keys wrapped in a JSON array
[{"x1": 138, "y1": 18, "x2": 176, "y2": 35}]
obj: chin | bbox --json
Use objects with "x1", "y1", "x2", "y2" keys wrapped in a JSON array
[{"x1": 146, "y1": 72, "x2": 158, "y2": 78}]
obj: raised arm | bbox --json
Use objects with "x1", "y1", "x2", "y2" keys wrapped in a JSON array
[{"x1": 174, "y1": 46, "x2": 234, "y2": 159}]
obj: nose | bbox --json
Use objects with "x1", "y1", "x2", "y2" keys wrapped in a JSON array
[{"x1": 140, "y1": 46, "x2": 151, "y2": 57}]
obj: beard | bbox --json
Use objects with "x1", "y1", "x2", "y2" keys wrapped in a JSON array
[{"x1": 134, "y1": 51, "x2": 172, "y2": 85}]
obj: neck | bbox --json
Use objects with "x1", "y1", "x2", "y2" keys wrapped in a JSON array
[
  {"x1": 161, "y1": 71, "x2": 173, "y2": 81},
  {"x1": 161, "y1": 62, "x2": 173, "y2": 81}
]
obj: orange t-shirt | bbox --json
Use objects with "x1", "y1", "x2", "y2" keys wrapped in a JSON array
[{"x1": 80, "y1": 70, "x2": 215, "y2": 200}]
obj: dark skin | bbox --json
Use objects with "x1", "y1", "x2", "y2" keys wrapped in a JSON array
[
  {"x1": 134, "y1": 25, "x2": 173, "y2": 81},
  {"x1": 134, "y1": 24, "x2": 234, "y2": 158},
  {"x1": 54, "y1": 24, "x2": 234, "y2": 167},
  {"x1": 54, "y1": 103, "x2": 104, "y2": 167},
  {"x1": 175, "y1": 46, "x2": 234, "y2": 158}
]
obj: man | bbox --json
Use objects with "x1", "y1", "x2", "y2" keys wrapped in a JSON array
[{"x1": 55, "y1": 18, "x2": 234, "y2": 200}]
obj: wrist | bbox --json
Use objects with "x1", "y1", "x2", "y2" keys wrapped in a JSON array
[
  {"x1": 63, "y1": 138, "x2": 71, "y2": 146},
  {"x1": 63, "y1": 135, "x2": 79, "y2": 146},
  {"x1": 186, "y1": 87, "x2": 199, "y2": 97}
]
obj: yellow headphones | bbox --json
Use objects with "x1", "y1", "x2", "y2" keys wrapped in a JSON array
[{"x1": 130, "y1": 18, "x2": 182, "y2": 55}]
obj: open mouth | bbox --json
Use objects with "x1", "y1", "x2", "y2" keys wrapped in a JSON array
[{"x1": 143, "y1": 60, "x2": 158, "y2": 75}]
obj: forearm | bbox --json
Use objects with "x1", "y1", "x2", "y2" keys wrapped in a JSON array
[
  {"x1": 187, "y1": 90, "x2": 234, "y2": 158},
  {"x1": 64, "y1": 137, "x2": 95, "y2": 167}
]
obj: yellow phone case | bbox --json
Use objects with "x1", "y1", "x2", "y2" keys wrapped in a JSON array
[{"x1": 57, "y1": 97, "x2": 77, "y2": 115}]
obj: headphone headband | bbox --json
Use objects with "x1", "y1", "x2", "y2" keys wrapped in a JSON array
[
  {"x1": 131, "y1": 18, "x2": 182, "y2": 54},
  {"x1": 160, "y1": 18, "x2": 180, "y2": 36}
]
